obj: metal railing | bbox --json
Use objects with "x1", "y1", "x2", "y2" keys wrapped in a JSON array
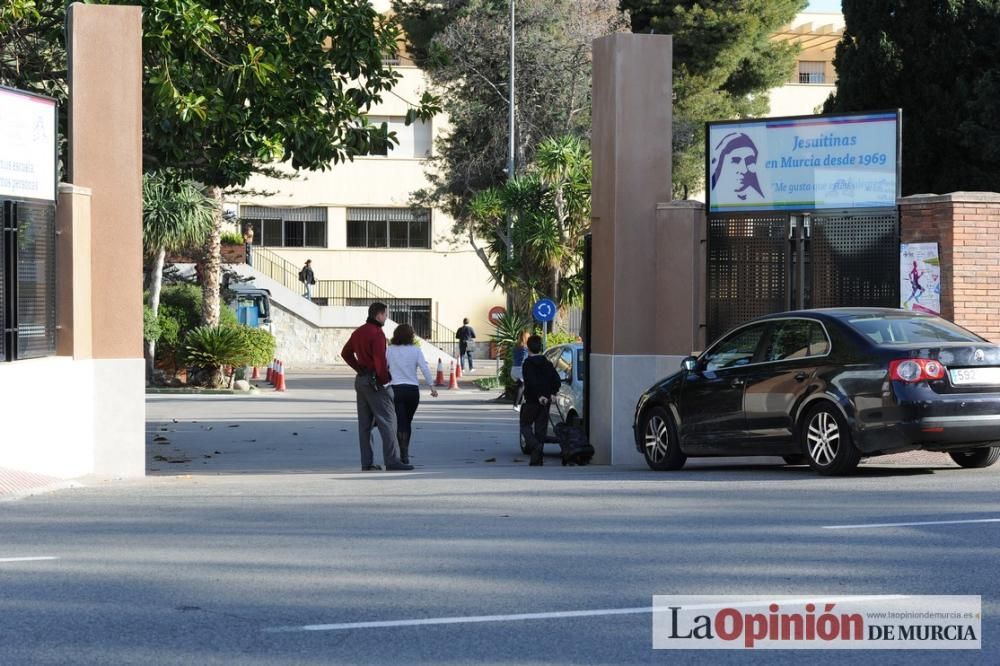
[{"x1": 251, "y1": 247, "x2": 459, "y2": 355}]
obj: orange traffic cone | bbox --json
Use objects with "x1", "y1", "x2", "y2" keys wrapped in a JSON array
[
  {"x1": 274, "y1": 360, "x2": 286, "y2": 392},
  {"x1": 456, "y1": 360, "x2": 462, "y2": 379},
  {"x1": 266, "y1": 360, "x2": 274, "y2": 384},
  {"x1": 434, "y1": 358, "x2": 445, "y2": 387},
  {"x1": 448, "y1": 361, "x2": 459, "y2": 390},
  {"x1": 251, "y1": 366, "x2": 260, "y2": 380}
]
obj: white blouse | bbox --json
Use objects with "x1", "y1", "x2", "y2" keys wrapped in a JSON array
[{"x1": 386, "y1": 344, "x2": 434, "y2": 387}]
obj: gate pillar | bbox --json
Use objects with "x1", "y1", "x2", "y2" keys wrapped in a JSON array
[{"x1": 590, "y1": 35, "x2": 704, "y2": 465}]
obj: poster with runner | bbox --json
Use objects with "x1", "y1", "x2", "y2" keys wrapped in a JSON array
[{"x1": 900, "y1": 242, "x2": 941, "y2": 315}]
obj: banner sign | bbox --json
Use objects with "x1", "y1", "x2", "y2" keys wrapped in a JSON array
[
  {"x1": 0, "y1": 86, "x2": 57, "y2": 202},
  {"x1": 707, "y1": 111, "x2": 900, "y2": 213},
  {"x1": 900, "y1": 242, "x2": 941, "y2": 315}
]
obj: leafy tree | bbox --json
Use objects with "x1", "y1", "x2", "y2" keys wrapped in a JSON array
[
  {"x1": 2, "y1": 1, "x2": 437, "y2": 326},
  {"x1": 410, "y1": 0, "x2": 625, "y2": 282},
  {"x1": 142, "y1": 171, "x2": 216, "y2": 379},
  {"x1": 469, "y1": 136, "x2": 591, "y2": 323},
  {"x1": 825, "y1": 0, "x2": 1000, "y2": 195},
  {"x1": 619, "y1": 0, "x2": 806, "y2": 197},
  {"x1": 390, "y1": 0, "x2": 469, "y2": 66}
]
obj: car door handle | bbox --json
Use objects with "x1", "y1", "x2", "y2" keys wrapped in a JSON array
[{"x1": 794, "y1": 372, "x2": 809, "y2": 382}]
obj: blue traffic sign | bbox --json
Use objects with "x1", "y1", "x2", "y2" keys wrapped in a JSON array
[{"x1": 532, "y1": 298, "x2": 557, "y2": 323}]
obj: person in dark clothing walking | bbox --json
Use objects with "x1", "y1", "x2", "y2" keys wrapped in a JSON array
[
  {"x1": 519, "y1": 335, "x2": 562, "y2": 466},
  {"x1": 299, "y1": 259, "x2": 316, "y2": 300},
  {"x1": 341, "y1": 302, "x2": 413, "y2": 471},
  {"x1": 456, "y1": 318, "x2": 476, "y2": 372}
]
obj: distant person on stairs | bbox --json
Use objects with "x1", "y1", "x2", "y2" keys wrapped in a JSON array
[
  {"x1": 299, "y1": 259, "x2": 316, "y2": 300},
  {"x1": 456, "y1": 318, "x2": 477, "y2": 373}
]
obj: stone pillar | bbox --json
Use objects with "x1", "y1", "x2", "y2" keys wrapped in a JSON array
[
  {"x1": 900, "y1": 191, "x2": 1000, "y2": 341},
  {"x1": 68, "y1": 3, "x2": 145, "y2": 477},
  {"x1": 55, "y1": 184, "x2": 93, "y2": 359},
  {"x1": 590, "y1": 34, "x2": 687, "y2": 465}
]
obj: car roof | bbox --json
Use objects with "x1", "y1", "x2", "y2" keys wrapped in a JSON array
[{"x1": 749, "y1": 307, "x2": 934, "y2": 323}]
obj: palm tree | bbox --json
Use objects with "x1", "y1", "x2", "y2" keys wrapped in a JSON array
[
  {"x1": 468, "y1": 134, "x2": 592, "y2": 326},
  {"x1": 142, "y1": 172, "x2": 216, "y2": 378}
]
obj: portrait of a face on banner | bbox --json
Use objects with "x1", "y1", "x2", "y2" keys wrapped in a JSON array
[{"x1": 707, "y1": 112, "x2": 899, "y2": 214}]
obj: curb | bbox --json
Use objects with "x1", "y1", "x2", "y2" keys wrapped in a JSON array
[{"x1": 0, "y1": 467, "x2": 84, "y2": 502}]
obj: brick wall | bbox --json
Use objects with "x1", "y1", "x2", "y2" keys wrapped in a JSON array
[{"x1": 900, "y1": 192, "x2": 1000, "y2": 342}]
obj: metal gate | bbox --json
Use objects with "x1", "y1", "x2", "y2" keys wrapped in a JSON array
[{"x1": 706, "y1": 210, "x2": 899, "y2": 340}]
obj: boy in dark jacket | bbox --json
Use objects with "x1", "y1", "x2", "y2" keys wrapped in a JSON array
[{"x1": 520, "y1": 335, "x2": 562, "y2": 466}]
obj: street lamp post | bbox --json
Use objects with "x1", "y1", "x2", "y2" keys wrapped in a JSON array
[{"x1": 505, "y1": 0, "x2": 515, "y2": 314}]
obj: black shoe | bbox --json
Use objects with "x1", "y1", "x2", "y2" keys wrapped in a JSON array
[
  {"x1": 386, "y1": 462, "x2": 414, "y2": 471},
  {"x1": 361, "y1": 464, "x2": 382, "y2": 471}
]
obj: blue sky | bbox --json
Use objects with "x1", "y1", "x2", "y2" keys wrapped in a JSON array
[{"x1": 807, "y1": 0, "x2": 842, "y2": 11}]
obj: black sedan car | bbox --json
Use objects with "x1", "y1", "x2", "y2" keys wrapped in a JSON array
[{"x1": 633, "y1": 308, "x2": 1000, "y2": 475}]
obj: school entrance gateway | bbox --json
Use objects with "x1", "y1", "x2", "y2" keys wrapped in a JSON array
[{"x1": 704, "y1": 111, "x2": 902, "y2": 340}]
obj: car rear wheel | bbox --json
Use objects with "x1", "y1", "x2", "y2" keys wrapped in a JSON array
[
  {"x1": 949, "y1": 446, "x2": 1000, "y2": 468},
  {"x1": 801, "y1": 403, "x2": 860, "y2": 476},
  {"x1": 641, "y1": 406, "x2": 686, "y2": 471}
]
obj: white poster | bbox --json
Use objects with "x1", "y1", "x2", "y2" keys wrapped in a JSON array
[
  {"x1": 900, "y1": 242, "x2": 941, "y2": 315},
  {"x1": 707, "y1": 111, "x2": 899, "y2": 213},
  {"x1": 0, "y1": 86, "x2": 57, "y2": 202}
]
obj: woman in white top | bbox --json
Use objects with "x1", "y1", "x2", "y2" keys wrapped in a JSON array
[{"x1": 387, "y1": 324, "x2": 438, "y2": 464}]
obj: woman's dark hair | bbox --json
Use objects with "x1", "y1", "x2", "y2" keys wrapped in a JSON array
[{"x1": 391, "y1": 324, "x2": 416, "y2": 346}]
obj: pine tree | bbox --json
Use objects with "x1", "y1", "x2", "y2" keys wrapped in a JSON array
[
  {"x1": 826, "y1": 0, "x2": 1000, "y2": 195},
  {"x1": 619, "y1": 0, "x2": 806, "y2": 197}
]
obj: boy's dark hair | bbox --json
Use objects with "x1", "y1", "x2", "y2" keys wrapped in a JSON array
[
  {"x1": 463, "y1": 318, "x2": 469, "y2": 325},
  {"x1": 527, "y1": 335, "x2": 543, "y2": 354},
  {"x1": 368, "y1": 302, "x2": 388, "y2": 319},
  {"x1": 390, "y1": 324, "x2": 415, "y2": 346}
]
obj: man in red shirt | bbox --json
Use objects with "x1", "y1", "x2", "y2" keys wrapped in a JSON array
[{"x1": 341, "y1": 302, "x2": 413, "y2": 471}]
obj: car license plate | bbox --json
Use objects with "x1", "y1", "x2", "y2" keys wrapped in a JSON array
[{"x1": 949, "y1": 367, "x2": 1000, "y2": 386}]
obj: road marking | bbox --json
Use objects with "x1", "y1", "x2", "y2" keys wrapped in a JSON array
[
  {"x1": 823, "y1": 518, "x2": 1000, "y2": 530},
  {"x1": 0, "y1": 556, "x2": 59, "y2": 563},
  {"x1": 267, "y1": 596, "x2": 908, "y2": 633}
]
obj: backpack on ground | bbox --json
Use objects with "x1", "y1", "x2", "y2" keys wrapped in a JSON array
[{"x1": 550, "y1": 405, "x2": 594, "y2": 466}]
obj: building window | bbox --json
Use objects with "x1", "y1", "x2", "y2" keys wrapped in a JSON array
[
  {"x1": 366, "y1": 116, "x2": 432, "y2": 159},
  {"x1": 240, "y1": 206, "x2": 327, "y2": 248},
  {"x1": 798, "y1": 61, "x2": 826, "y2": 84},
  {"x1": 2, "y1": 200, "x2": 57, "y2": 362},
  {"x1": 347, "y1": 208, "x2": 431, "y2": 249}
]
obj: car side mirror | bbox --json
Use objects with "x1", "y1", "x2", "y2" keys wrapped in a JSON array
[{"x1": 681, "y1": 356, "x2": 699, "y2": 372}]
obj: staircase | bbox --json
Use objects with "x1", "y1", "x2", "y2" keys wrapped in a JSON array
[{"x1": 249, "y1": 247, "x2": 459, "y2": 358}]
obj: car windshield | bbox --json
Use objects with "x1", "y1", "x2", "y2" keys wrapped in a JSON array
[{"x1": 845, "y1": 315, "x2": 983, "y2": 345}]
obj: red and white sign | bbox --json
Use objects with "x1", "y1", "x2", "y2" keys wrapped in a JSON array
[{"x1": 488, "y1": 306, "x2": 507, "y2": 324}]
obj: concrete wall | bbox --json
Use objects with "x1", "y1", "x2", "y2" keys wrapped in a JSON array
[{"x1": 900, "y1": 192, "x2": 1000, "y2": 341}]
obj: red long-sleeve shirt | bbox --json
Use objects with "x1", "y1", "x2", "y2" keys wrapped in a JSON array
[{"x1": 341, "y1": 321, "x2": 391, "y2": 385}]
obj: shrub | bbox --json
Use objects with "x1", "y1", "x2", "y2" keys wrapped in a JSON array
[
  {"x1": 143, "y1": 306, "x2": 162, "y2": 343},
  {"x1": 221, "y1": 230, "x2": 244, "y2": 245},
  {"x1": 545, "y1": 331, "x2": 578, "y2": 347},
  {"x1": 238, "y1": 326, "x2": 276, "y2": 368},
  {"x1": 181, "y1": 325, "x2": 246, "y2": 388}
]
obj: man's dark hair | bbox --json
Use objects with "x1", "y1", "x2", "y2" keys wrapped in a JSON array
[
  {"x1": 527, "y1": 335, "x2": 543, "y2": 354},
  {"x1": 369, "y1": 302, "x2": 388, "y2": 319},
  {"x1": 463, "y1": 318, "x2": 469, "y2": 325}
]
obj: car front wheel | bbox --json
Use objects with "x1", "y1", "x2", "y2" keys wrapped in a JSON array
[
  {"x1": 641, "y1": 406, "x2": 686, "y2": 471},
  {"x1": 949, "y1": 446, "x2": 1000, "y2": 468},
  {"x1": 801, "y1": 403, "x2": 860, "y2": 476}
]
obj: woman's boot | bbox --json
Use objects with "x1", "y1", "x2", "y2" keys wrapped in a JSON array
[{"x1": 397, "y1": 431, "x2": 411, "y2": 464}]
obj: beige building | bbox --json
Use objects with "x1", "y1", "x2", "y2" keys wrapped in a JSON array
[
  {"x1": 227, "y1": 9, "x2": 844, "y2": 358},
  {"x1": 768, "y1": 12, "x2": 845, "y2": 117}
]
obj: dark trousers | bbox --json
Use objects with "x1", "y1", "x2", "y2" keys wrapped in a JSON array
[
  {"x1": 393, "y1": 384, "x2": 420, "y2": 435},
  {"x1": 459, "y1": 342, "x2": 473, "y2": 370},
  {"x1": 520, "y1": 402, "x2": 550, "y2": 460},
  {"x1": 244, "y1": 243, "x2": 253, "y2": 267},
  {"x1": 354, "y1": 375, "x2": 401, "y2": 468}
]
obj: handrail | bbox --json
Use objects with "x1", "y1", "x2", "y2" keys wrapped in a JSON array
[{"x1": 250, "y1": 246, "x2": 457, "y2": 347}]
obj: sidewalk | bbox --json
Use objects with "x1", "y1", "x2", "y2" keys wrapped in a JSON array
[{"x1": 0, "y1": 467, "x2": 79, "y2": 501}]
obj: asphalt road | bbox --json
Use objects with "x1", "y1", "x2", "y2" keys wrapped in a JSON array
[{"x1": 1, "y1": 369, "x2": 997, "y2": 665}]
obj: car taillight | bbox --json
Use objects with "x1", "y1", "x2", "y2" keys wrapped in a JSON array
[{"x1": 889, "y1": 358, "x2": 946, "y2": 383}]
